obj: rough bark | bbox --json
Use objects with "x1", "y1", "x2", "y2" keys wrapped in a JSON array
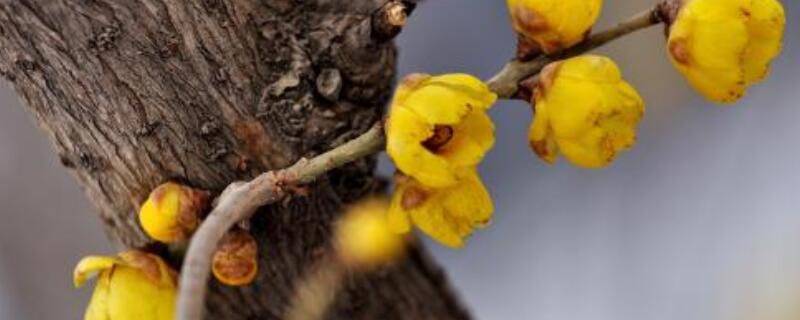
[{"x1": 0, "y1": 0, "x2": 469, "y2": 319}]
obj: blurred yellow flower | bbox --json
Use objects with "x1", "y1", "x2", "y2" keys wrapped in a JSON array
[
  {"x1": 507, "y1": 0, "x2": 603, "y2": 54},
  {"x1": 386, "y1": 73, "x2": 496, "y2": 188},
  {"x1": 335, "y1": 198, "x2": 405, "y2": 269},
  {"x1": 74, "y1": 250, "x2": 176, "y2": 320},
  {"x1": 212, "y1": 229, "x2": 259, "y2": 286},
  {"x1": 667, "y1": 0, "x2": 785, "y2": 103},
  {"x1": 388, "y1": 169, "x2": 493, "y2": 248},
  {"x1": 139, "y1": 182, "x2": 209, "y2": 243},
  {"x1": 530, "y1": 55, "x2": 645, "y2": 168}
]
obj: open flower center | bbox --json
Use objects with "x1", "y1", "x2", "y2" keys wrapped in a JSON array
[{"x1": 422, "y1": 125, "x2": 454, "y2": 152}]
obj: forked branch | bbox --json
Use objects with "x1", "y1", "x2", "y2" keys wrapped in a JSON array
[
  {"x1": 177, "y1": 5, "x2": 663, "y2": 320},
  {"x1": 177, "y1": 124, "x2": 385, "y2": 320}
]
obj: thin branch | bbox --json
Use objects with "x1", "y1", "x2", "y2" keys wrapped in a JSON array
[
  {"x1": 487, "y1": 7, "x2": 662, "y2": 99},
  {"x1": 177, "y1": 124, "x2": 385, "y2": 320},
  {"x1": 176, "y1": 6, "x2": 664, "y2": 320}
]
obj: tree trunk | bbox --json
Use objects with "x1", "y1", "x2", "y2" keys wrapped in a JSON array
[{"x1": 0, "y1": 0, "x2": 469, "y2": 319}]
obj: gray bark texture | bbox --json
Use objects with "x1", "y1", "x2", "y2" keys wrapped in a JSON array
[{"x1": 0, "y1": 0, "x2": 469, "y2": 319}]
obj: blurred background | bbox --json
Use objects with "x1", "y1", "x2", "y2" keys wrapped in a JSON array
[{"x1": 1, "y1": 1, "x2": 799, "y2": 319}]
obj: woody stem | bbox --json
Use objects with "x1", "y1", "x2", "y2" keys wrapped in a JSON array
[
  {"x1": 487, "y1": 6, "x2": 664, "y2": 99},
  {"x1": 177, "y1": 5, "x2": 665, "y2": 320}
]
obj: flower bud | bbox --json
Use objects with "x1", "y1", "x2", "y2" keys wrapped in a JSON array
[
  {"x1": 665, "y1": 0, "x2": 785, "y2": 103},
  {"x1": 507, "y1": 0, "x2": 603, "y2": 55},
  {"x1": 335, "y1": 198, "x2": 405, "y2": 269},
  {"x1": 386, "y1": 73, "x2": 496, "y2": 189},
  {"x1": 212, "y1": 229, "x2": 259, "y2": 286},
  {"x1": 139, "y1": 182, "x2": 210, "y2": 243},
  {"x1": 529, "y1": 55, "x2": 645, "y2": 168},
  {"x1": 74, "y1": 250, "x2": 177, "y2": 320}
]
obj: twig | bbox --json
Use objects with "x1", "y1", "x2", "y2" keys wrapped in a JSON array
[
  {"x1": 487, "y1": 7, "x2": 662, "y2": 99},
  {"x1": 176, "y1": 6, "x2": 663, "y2": 320},
  {"x1": 177, "y1": 124, "x2": 385, "y2": 320}
]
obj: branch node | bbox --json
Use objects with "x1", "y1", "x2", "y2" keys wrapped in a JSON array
[{"x1": 372, "y1": 1, "x2": 408, "y2": 42}]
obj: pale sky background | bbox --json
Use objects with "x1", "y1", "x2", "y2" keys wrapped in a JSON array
[{"x1": 1, "y1": 1, "x2": 799, "y2": 319}]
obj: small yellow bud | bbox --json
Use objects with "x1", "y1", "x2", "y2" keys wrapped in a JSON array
[
  {"x1": 666, "y1": 0, "x2": 785, "y2": 103},
  {"x1": 507, "y1": 0, "x2": 603, "y2": 55},
  {"x1": 74, "y1": 250, "x2": 177, "y2": 320},
  {"x1": 212, "y1": 229, "x2": 259, "y2": 286},
  {"x1": 386, "y1": 73, "x2": 497, "y2": 189},
  {"x1": 335, "y1": 198, "x2": 405, "y2": 269},
  {"x1": 139, "y1": 182, "x2": 210, "y2": 243},
  {"x1": 387, "y1": 169, "x2": 493, "y2": 248},
  {"x1": 529, "y1": 55, "x2": 645, "y2": 168}
]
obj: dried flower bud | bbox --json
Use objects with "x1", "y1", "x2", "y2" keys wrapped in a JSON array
[
  {"x1": 212, "y1": 229, "x2": 259, "y2": 286},
  {"x1": 336, "y1": 198, "x2": 405, "y2": 269},
  {"x1": 665, "y1": 0, "x2": 785, "y2": 103},
  {"x1": 139, "y1": 182, "x2": 210, "y2": 243}
]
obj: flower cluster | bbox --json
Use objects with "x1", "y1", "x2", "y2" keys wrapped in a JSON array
[
  {"x1": 71, "y1": 0, "x2": 788, "y2": 317},
  {"x1": 386, "y1": 74, "x2": 497, "y2": 248},
  {"x1": 383, "y1": 0, "x2": 785, "y2": 249}
]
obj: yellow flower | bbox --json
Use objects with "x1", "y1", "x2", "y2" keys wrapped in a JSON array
[
  {"x1": 139, "y1": 182, "x2": 210, "y2": 243},
  {"x1": 212, "y1": 229, "x2": 259, "y2": 286},
  {"x1": 386, "y1": 73, "x2": 497, "y2": 188},
  {"x1": 335, "y1": 198, "x2": 405, "y2": 269},
  {"x1": 387, "y1": 169, "x2": 493, "y2": 248},
  {"x1": 667, "y1": 0, "x2": 785, "y2": 103},
  {"x1": 530, "y1": 55, "x2": 645, "y2": 168},
  {"x1": 507, "y1": 0, "x2": 603, "y2": 54},
  {"x1": 74, "y1": 250, "x2": 177, "y2": 320}
]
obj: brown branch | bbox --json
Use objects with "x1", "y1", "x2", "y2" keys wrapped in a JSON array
[
  {"x1": 177, "y1": 124, "x2": 385, "y2": 320},
  {"x1": 176, "y1": 6, "x2": 664, "y2": 320},
  {"x1": 487, "y1": 6, "x2": 663, "y2": 99}
]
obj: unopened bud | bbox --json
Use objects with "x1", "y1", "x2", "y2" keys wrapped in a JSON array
[{"x1": 139, "y1": 182, "x2": 210, "y2": 243}]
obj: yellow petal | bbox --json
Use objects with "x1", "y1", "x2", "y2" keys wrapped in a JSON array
[
  {"x1": 437, "y1": 111, "x2": 496, "y2": 168},
  {"x1": 102, "y1": 267, "x2": 176, "y2": 320},
  {"x1": 74, "y1": 256, "x2": 119, "y2": 288},
  {"x1": 401, "y1": 74, "x2": 496, "y2": 125},
  {"x1": 387, "y1": 107, "x2": 457, "y2": 187},
  {"x1": 557, "y1": 128, "x2": 612, "y2": 168},
  {"x1": 394, "y1": 170, "x2": 494, "y2": 248},
  {"x1": 743, "y1": 0, "x2": 785, "y2": 83},
  {"x1": 84, "y1": 271, "x2": 112, "y2": 320},
  {"x1": 387, "y1": 182, "x2": 413, "y2": 234}
]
